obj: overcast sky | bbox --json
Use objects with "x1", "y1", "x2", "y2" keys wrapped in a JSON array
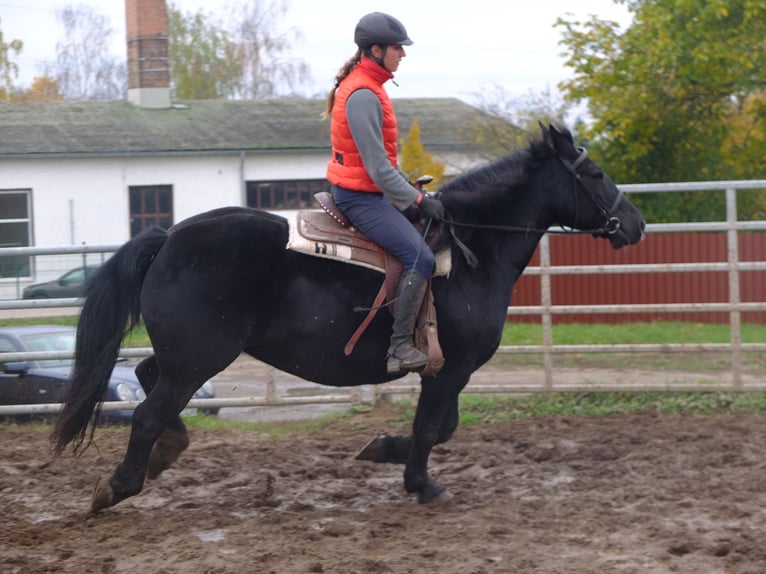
[{"x1": 1, "y1": 0, "x2": 632, "y2": 103}]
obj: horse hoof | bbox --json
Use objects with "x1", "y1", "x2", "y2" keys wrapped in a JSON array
[
  {"x1": 417, "y1": 483, "x2": 452, "y2": 505},
  {"x1": 354, "y1": 435, "x2": 389, "y2": 462},
  {"x1": 91, "y1": 476, "x2": 114, "y2": 513}
]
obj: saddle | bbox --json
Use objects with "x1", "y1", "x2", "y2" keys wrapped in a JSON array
[{"x1": 287, "y1": 191, "x2": 448, "y2": 376}]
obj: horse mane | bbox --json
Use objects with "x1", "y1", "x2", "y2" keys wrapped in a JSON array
[{"x1": 438, "y1": 134, "x2": 559, "y2": 212}]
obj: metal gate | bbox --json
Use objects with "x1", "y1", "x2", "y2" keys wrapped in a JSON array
[{"x1": 2, "y1": 180, "x2": 766, "y2": 416}]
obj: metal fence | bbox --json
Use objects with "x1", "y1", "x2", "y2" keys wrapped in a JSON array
[{"x1": 2, "y1": 180, "x2": 766, "y2": 416}]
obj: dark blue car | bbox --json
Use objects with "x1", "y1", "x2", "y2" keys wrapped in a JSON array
[{"x1": 0, "y1": 325, "x2": 218, "y2": 422}]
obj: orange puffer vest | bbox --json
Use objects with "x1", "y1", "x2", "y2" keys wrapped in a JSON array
[{"x1": 326, "y1": 58, "x2": 399, "y2": 192}]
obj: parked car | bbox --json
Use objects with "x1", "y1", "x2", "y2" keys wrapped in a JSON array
[
  {"x1": 22, "y1": 265, "x2": 100, "y2": 299},
  {"x1": 0, "y1": 325, "x2": 218, "y2": 422}
]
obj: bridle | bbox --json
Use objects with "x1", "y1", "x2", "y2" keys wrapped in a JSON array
[
  {"x1": 441, "y1": 146, "x2": 625, "y2": 238},
  {"x1": 557, "y1": 146, "x2": 624, "y2": 238},
  {"x1": 435, "y1": 146, "x2": 626, "y2": 268}
]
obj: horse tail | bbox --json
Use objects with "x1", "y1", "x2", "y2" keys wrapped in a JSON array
[{"x1": 51, "y1": 226, "x2": 169, "y2": 456}]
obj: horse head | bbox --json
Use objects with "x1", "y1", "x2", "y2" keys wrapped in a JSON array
[{"x1": 540, "y1": 122, "x2": 646, "y2": 249}]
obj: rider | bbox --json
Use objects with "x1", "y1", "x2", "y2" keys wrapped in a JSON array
[{"x1": 323, "y1": 12, "x2": 445, "y2": 374}]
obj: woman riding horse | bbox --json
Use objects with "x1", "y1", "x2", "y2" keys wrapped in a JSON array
[{"x1": 324, "y1": 12, "x2": 445, "y2": 375}]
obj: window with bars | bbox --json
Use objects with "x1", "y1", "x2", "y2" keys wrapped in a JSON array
[
  {"x1": 0, "y1": 190, "x2": 31, "y2": 278},
  {"x1": 129, "y1": 185, "x2": 174, "y2": 237},
  {"x1": 246, "y1": 179, "x2": 330, "y2": 210}
]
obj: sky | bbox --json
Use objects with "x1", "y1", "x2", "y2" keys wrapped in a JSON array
[{"x1": 1, "y1": 0, "x2": 632, "y2": 104}]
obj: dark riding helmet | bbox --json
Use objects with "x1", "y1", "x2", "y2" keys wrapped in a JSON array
[{"x1": 354, "y1": 12, "x2": 413, "y2": 49}]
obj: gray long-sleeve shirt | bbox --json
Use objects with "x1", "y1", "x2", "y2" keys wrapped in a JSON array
[{"x1": 345, "y1": 89, "x2": 420, "y2": 211}]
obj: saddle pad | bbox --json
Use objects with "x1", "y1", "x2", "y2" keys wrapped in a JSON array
[{"x1": 287, "y1": 210, "x2": 452, "y2": 277}]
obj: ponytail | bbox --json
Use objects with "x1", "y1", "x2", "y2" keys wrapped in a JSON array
[{"x1": 322, "y1": 49, "x2": 363, "y2": 119}]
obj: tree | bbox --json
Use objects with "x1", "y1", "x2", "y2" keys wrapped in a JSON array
[
  {"x1": 228, "y1": 0, "x2": 310, "y2": 98},
  {"x1": 470, "y1": 85, "x2": 575, "y2": 159},
  {"x1": 475, "y1": 85, "x2": 573, "y2": 133},
  {"x1": 54, "y1": 4, "x2": 126, "y2": 100},
  {"x1": 0, "y1": 19, "x2": 23, "y2": 100},
  {"x1": 399, "y1": 120, "x2": 445, "y2": 186},
  {"x1": 556, "y1": 0, "x2": 766, "y2": 222},
  {"x1": 168, "y1": 6, "x2": 241, "y2": 99},
  {"x1": 13, "y1": 76, "x2": 64, "y2": 102},
  {"x1": 168, "y1": 0, "x2": 309, "y2": 100}
]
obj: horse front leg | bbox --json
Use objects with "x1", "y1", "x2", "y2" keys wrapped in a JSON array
[{"x1": 403, "y1": 379, "x2": 462, "y2": 504}]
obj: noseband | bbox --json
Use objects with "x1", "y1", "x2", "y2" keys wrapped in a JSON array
[{"x1": 558, "y1": 147, "x2": 624, "y2": 236}]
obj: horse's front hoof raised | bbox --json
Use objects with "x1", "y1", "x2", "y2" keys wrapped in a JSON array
[{"x1": 90, "y1": 475, "x2": 114, "y2": 513}]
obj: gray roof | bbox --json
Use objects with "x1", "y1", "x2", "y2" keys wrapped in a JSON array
[{"x1": 0, "y1": 97, "x2": 495, "y2": 158}]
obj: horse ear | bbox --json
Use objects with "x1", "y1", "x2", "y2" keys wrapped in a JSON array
[{"x1": 539, "y1": 121, "x2": 553, "y2": 148}]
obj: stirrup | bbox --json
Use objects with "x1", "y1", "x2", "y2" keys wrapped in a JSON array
[{"x1": 386, "y1": 347, "x2": 428, "y2": 374}]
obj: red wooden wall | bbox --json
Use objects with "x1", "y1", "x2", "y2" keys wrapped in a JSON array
[{"x1": 510, "y1": 232, "x2": 766, "y2": 324}]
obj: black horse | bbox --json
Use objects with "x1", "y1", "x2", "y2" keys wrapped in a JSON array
[{"x1": 52, "y1": 124, "x2": 645, "y2": 511}]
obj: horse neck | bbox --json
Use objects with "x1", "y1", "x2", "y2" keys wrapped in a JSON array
[
  {"x1": 462, "y1": 187, "x2": 554, "y2": 294},
  {"x1": 444, "y1": 157, "x2": 562, "y2": 293},
  {"x1": 486, "y1": 227, "x2": 544, "y2": 288}
]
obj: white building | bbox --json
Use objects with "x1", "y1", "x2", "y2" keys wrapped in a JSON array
[{"x1": 0, "y1": 0, "x2": 507, "y2": 297}]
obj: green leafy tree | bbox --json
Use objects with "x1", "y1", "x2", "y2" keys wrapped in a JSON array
[
  {"x1": 557, "y1": 0, "x2": 766, "y2": 222},
  {"x1": 169, "y1": 0, "x2": 308, "y2": 100},
  {"x1": 0, "y1": 19, "x2": 23, "y2": 100},
  {"x1": 399, "y1": 120, "x2": 445, "y2": 187},
  {"x1": 169, "y1": 6, "x2": 241, "y2": 99}
]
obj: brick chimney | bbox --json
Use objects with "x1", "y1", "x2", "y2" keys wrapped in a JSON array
[{"x1": 125, "y1": 0, "x2": 171, "y2": 108}]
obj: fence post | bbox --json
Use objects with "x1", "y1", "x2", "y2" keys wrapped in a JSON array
[
  {"x1": 726, "y1": 188, "x2": 742, "y2": 387},
  {"x1": 539, "y1": 234, "x2": 554, "y2": 389},
  {"x1": 265, "y1": 367, "x2": 277, "y2": 403}
]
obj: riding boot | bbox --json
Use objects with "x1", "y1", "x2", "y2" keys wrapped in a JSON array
[{"x1": 386, "y1": 270, "x2": 429, "y2": 374}]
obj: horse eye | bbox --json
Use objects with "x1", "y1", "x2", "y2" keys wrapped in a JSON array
[{"x1": 591, "y1": 171, "x2": 604, "y2": 180}]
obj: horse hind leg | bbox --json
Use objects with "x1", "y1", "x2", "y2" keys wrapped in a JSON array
[
  {"x1": 356, "y1": 435, "x2": 411, "y2": 463},
  {"x1": 355, "y1": 399, "x2": 458, "y2": 464},
  {"x1": 91, "y1": 377, "x2": 195, "y2": 513},
  {"x1": 146, "y1": 417, "x2": 189, "y2": 480},
  {"x1": 135, "y1": 356, "x2": 190, "y2": 480}
]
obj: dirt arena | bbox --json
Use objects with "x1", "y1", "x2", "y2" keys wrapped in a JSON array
[{"x1": 2, "y1": 404, "x2": 766, "y2": 574}]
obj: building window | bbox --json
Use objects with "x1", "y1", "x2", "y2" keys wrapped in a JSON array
[
  {"x1": 0, "y1": 190, "x2": 31, "y2": 278},
  {"x1": 129, "y1": 185, "x2": 173, "y2": 237},
  {"x1": 246, "y1": 179, "x2": 330, "y2": 210}
]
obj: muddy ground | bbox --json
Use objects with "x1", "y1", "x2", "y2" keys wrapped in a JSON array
[{"x1": 2, "y1": 403, "x2": 766, "y2": 574}]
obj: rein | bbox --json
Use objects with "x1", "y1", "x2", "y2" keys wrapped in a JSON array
[
  {"x1": 441, "y1": 147, "x2": 625, "y2": 236},
  {"x1": 442, "y1": 215, "x2": 612, "y2": 236}
]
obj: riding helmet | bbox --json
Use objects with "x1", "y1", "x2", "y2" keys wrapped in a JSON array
[{"x1": 354, "y1": 12, "x2": 413, "y2": 48}]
